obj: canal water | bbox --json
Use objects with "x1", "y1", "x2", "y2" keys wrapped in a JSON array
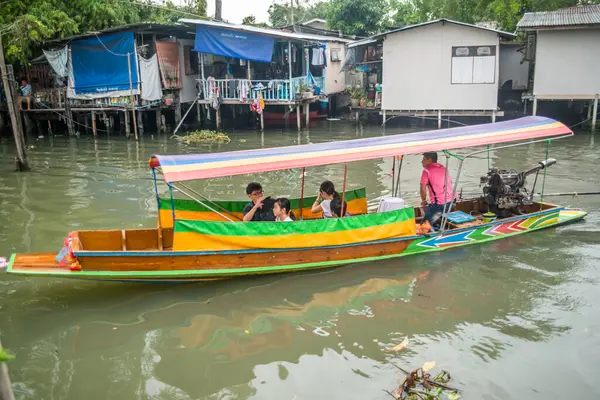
[{"x1": 0, "y1": 121, "x2": 598, "y2": 399}]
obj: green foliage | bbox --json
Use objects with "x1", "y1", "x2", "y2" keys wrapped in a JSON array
[
  {"x1": 390, "y1": 0, "x2": 599, "y2": 32},
  {"x1": 241, "y1": 15, "x2": 269, "y2": 27},
  {"x1": 268, "y1": 0, "x2": 328, "y2": 27},
  {"x1": 325, "y1": 0, "x2": 391, "y2": 36},
  {"x1": 0, "y1": 0, "x2": 207, "y2": 63},
  {"x1": 176, "y1": 130, "x2": 231, "y2": 144}
]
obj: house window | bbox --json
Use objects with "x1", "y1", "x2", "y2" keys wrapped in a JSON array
[
  {"x1": 184, "y1": 46, "x2": 199, "y2": 75},
  {"x1": 451, "y1": 45, "x2": 496, "y2": 84}
]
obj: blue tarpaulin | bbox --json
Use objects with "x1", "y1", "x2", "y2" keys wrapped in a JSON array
[
  {"x1": 71, "y1": 32, "x2": 139, "y2": 94},
  {"x1": 194, "y1": 25, "x2": 275, "y2": 63}
]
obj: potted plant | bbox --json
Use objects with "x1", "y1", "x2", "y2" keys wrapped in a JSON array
[
  {"x1": 300, "y1": 83, "x2": 312, "y2": 99},
  {"x1": 348, "y1": 87, "x2": 365, "y2": 107}
]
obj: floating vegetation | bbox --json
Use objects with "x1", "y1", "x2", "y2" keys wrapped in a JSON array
[
  {"x1": 173, "y1": 130, "x2": 231, "y2": 144},
  {"x1": 385, "y1": 362, "x2": 461, "y2": 400}
]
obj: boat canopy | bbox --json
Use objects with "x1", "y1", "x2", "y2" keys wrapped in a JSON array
[{"x1": 149, "y1": 116, "x2": 572, "y2": 183}]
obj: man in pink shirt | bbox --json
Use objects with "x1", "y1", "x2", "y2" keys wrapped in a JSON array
[{"x1": 419, "y1": 152, "x2": 455, "y2": 230}]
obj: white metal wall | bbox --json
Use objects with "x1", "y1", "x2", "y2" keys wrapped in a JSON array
[
  {"x1": 382, "y1": 22, "x2": 500, "y2": 110},
  {"x1": 325, "y1": 42, "x2": 346, "y2": 94},
  {"x1": 533, "y1": 29, "x2": 600, "y2": 98}
]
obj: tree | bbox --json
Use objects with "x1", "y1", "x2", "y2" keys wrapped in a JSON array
[
  {"x1": 0, "y1": 0, "x2": 208, "y2": 63},
  {"x1": 268, "y1": 0, "x2": 328, "y2": 27},
  {"x1": 241, "y1": 15, "x2": 269, "y2": 27},
  {"x1": 325, "y1": 0, "x2": 391, "y2": 36}
]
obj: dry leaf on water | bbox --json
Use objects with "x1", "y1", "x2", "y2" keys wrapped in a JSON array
[
  {"x1": 422, "y1": 361, "x2": 436, "y2": 372},
  {"x1": 391, "y1": 336, "x2": 409, "y2": 351}
]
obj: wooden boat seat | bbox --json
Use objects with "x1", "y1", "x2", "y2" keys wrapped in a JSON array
[{"x1": 74, "y1": 228, "x2": 174, "y2": 252}]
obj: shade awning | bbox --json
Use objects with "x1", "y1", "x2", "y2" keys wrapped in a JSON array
[{"x1": 150, "y1": 116, "x2": 572, "y2": 183}]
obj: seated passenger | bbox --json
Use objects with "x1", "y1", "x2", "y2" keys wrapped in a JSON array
[
  {"x1": 311, "y1": 180, "x2": 339, "y2": 218},
  {"x1": 243, "y1": 182, "x2": 276, "y2": 222},
  {"x1": 274, "y1": 198, "x2": 294, "y2": 222},
  {"x1": 330, "y1": 197, "x2": 350, "y2": 218}
]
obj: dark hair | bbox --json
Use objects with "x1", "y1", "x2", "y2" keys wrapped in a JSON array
[
  {"x1": 246, "y1": 182, "x2": 262, "y2": 195},
  {"x1": 276, "y1": 197, "x2": 291, "y2": 214},
  {"x1": 423, "y1": 152, "x2": 438, "y2": 163},
  {"x1": 330, "y1": 197, "x2": 347, "y2": 217},
  {"x1": 319, "y1": 180, "x2": 339, "y2": 198}
]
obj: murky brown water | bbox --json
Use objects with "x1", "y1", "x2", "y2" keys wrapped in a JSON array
[{"x1": 0, "y1": 121, "x2": 599, "y2": 399}]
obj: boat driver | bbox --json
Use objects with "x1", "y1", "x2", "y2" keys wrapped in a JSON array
[
  {"x1": 243, "y1": 182, "x2": 276, "y2": 222},
  {"x1": 419, "y1": 152, "x2": 456, "y2": 230}
]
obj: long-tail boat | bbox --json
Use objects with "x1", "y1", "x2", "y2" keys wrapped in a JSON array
[{"x1": 5, "y1": 116, "x2": 587, "y2": 282}]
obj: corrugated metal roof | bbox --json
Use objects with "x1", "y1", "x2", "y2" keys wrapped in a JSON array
[
  {"x1": 517, "y1": 5, "x2": 600, "y2": 29},
  {"x1": 363, "y1": 19, "x2": 516, "y2": 42},
  {"x1": 178, "y1": 19, "x2": 354, "y2": 43}
]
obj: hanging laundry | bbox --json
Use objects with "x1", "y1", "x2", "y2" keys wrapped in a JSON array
[
  {"x1": 238, "y1": 79, "x2": 251, "y2": 102},
  {"x1": 138, "y1": 54, "x2": 163, "y2": 101},
  {"x1": 312, "y1": 47, "x2": 324, "y2": 66}
]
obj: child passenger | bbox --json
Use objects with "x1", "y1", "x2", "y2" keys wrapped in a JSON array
[
  {"x1": 311, "y1": 180, "x2": 339, "y2": 218},
  {"x1": 274, "y1": 198, "x2": 294, "y2": 222}
]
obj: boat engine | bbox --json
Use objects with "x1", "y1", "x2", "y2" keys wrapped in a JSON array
[{"x1": 480, "y1": 158, "x2": 556, "y2": 216}]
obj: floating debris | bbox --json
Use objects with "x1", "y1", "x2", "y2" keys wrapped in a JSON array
[
  {"x1": 0, "y1": 347, "x2": 15, "y2": 362},
  {"x1": 173, "y1": 130, "x2": 231, "y2": 144},
  {"x1": 385, "y1": 363, "x2": 460, "y2": 400}
]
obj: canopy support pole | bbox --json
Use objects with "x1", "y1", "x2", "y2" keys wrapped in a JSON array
[
  {"x1": 394, "y1": 156, "x2": 403, "y2": 198},
  {"x1": 391, "y1": 157, "x2": 396, "y2": 196},
  {"x1": 152, "y1": 168, "x2": 163, "y2": 250},
  {"x1": 340, "y1": 164, "x2": 348, "y2": 218},
  {"x1": 173, "y1": 183, "x2": 238, "y2": 222},
  {"x1": 168, "y1": 183, "x2": 176, "y2": 224},
  {"x1": 299, "y1": 167, "x2": 306, "y2": 220}
]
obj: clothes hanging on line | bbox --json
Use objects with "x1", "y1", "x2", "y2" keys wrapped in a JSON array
[{"x1": 312, "y1": 47, "x2": 324, "y2": 66}]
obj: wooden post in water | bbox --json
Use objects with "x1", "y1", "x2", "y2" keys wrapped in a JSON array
[
  {"x1": 0, "y1": 35, "x2": 28, "y2": 171},
  {"x1": 0, "y1": 339, "x2": 16, "y2": 400},
  {"x1": 592, "y1": 94, "x2": 598, "y2": 133},
  {"x1": 64, "y1": 89, "x2": 75, "y2": 136},
  {"x1": 216, "y1": 107, "x2": 221, "y2": 130},
  {"x1": 127, "y1": 52, "x2": 138, "y2": 141},
  {"x1": 155, "y1": 110, "x2": 162, "y2": 133},
  {"x1": 532, "y1": 96, "x2": 538, "y2": 116},
  {"x1": 91, "y1": 111, "x2": 97, "y2": 136},
  {"x1": 296, "y1": 105, "x2": 301, "y2": 130},
  {"x1": 175, "y1": 91, "x2": 182, "y2": 125}
]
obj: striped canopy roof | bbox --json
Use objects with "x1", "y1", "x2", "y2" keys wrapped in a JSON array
[{"x1": 150, "y1": 116, "x2": 572, "y2": 183}]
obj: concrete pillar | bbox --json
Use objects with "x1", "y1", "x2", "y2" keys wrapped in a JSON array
[
  {"x1": 216, "y1": 107, "x2": 221, "y2": 130},
  {"x1": 260, "y1": 111, "x2": 264, "y2": 131},
  {"x1": 382, "y1": 109, "x2": 387, "y2": 127},
  {"x1": 124, "y1": 110, "x2": 130, "y2": 137},
  {"x1": 492, "y1": 110, "x2": 497, "y2": 123},
  {"x1": 137, "y1": 110, "x2": 144, "y2": 137},
  {"x1": 296, "y1": 105, "x2": 301, "y2": 130},
  {"x1": 91, "y1": 111, "x2": 97, "y2": 136},
  {"x1": 532, "y1": 96, "x2": 538, "y2": 116},
  {"x1": 437, "y1": 110, "x2": 442, "y2": 129},
  {"x1": 592, "y1": 94, "x2": 599, "y2": 132},
  {"x1": 305, "y1": 103, "x2": 309, "y2": 127}
]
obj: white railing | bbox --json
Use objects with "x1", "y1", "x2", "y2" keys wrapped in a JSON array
[{"x1": 198, "y1": 76, "x2": 326, "y2": 102}]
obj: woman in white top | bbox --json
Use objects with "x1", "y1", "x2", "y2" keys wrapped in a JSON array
[
  {"x1": 311, "y1": 180, "x2": 339, "y2": 219},
  {"x1": 274, "y1": 198, "x2": 294, "y2": 222}
]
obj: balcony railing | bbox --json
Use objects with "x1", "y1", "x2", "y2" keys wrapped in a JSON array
[{"x1": 198, "y1": 76, "x2": 325, "y2": 102}]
